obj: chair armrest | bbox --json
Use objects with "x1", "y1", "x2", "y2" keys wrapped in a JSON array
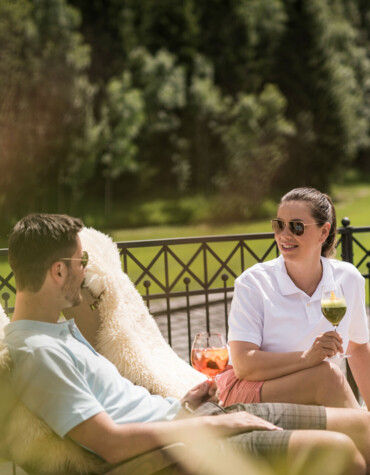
[{"x1": 105, "y1": 443, "x2": 186, "y2": 475}]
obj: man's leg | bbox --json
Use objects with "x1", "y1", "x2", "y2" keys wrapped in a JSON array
[
  {"x1": 226, "y1": 429, "x2": 365, "y2": 475},
  {"x1": 287, "y1": 431, "x2": 365, "y2": 475},
  {"x1": 222, "y1": 403, "x2": 366, "y2": 475},
  {"x1": 326, "y1": 407, "x2": 370, "y2": 469}
]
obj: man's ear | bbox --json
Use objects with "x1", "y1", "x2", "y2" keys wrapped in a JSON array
[{"x1": 50, "y1": 262, "x2": 64, "y2": 283}]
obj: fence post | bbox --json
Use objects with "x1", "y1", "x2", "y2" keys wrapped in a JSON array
[
  {"x1": 340, "y1": 217, "x2": 353, "y2": 263},
  {"x1": 340, "y1": 218, "x2": 359, "y2": 400},
  {"x1": 2, "y1": 292, "x2": 10, "y2": 317}
]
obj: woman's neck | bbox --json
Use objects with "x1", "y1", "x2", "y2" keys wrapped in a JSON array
[{"x1": 285, "y1": 258, "x2": 323, "y2": 297}]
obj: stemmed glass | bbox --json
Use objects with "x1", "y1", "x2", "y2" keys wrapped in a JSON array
[
  {"x1": 191, "y1": 332, "x2": 229, "y2": 380},
  {"x1": 321, "y1": 283, "x2": 349, "y2": 359}
]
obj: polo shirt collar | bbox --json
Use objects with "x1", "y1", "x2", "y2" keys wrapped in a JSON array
[
  {"x1": 4, "y1": 318, "x2": 100, "y2": 355},
  {"x1": 319, "y1": 256, "x2": 336, "y2": 291},
  {"x1": 4, "y1": 318, "x2": 76, "y2": 338},
  {"x1": 275, "y1": 255, "x2": 335, "y2": 300},
  {"x1": 275, "y1": 255, "x2": 298, "y2": 295}
]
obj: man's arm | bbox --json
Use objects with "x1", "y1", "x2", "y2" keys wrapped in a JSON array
[
  {"x1": 68, "y1": 410, "x2": 282, "y2": 464},
  {"x1": 348, "y1": 341, "x2": 370, "y2": 409}
]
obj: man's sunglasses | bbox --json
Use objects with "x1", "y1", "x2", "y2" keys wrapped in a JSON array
[
  {"x1": 271, "y1": 219, "x2": 323, "y2": 236},
  {"x1": 60, "y1": 250, "x2": 89, "y2": 268}
]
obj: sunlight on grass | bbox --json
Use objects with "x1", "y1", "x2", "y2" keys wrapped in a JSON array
[
  {"x1": 109, "y1": 184, "x2": 370, "y2": 242},
  {"x1": 109, "y1": 220, "x2": 272, "y2": 242},
  {"x1": 332, "y1": 183, "x2": 370, "y2": 226},
  {"x1": 1, "y1": 184, "x2": 369, "y2": 309}
]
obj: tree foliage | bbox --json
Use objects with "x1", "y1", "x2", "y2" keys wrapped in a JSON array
[
  {"x1": 1, "y1": 0, "x2": 370, "y2": 227},
  {"x1": 272, "y1": 0, "x2": 370, "y2": 192},
  {"x1": 0, "y1": 0, "x2": 96, "y2": 221},
  {"x1": 216, "y1": 84, "x2": 295, "y2": 219}
]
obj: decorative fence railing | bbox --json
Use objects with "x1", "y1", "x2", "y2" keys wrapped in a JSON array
[{"x1": 1, "y1": 218, "x2": 370, "y2": 367}]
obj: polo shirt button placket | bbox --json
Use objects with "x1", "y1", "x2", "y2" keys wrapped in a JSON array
[
  {"x1": 300, "y1": 293, "x2": 311, "y2": 321},
  {"x1": 306, "y1": 300, "x2": 319, "y2": 323}
]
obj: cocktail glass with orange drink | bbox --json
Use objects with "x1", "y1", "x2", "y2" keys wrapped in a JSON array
[{"x1": 191, "y1": 332, "x2": 229, "y2": 380}]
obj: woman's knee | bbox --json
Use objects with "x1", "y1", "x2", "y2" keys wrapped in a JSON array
[
  {"x1": 314, "y1": 362, "x2": 352, "y2": 402},
  {"x1": 315, "y1": 361, "x2": 344, "y2": 382}
]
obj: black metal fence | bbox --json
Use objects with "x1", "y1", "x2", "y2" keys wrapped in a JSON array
[{"x1": 1, "y1": 218, "x2": 370, "y2": 365}]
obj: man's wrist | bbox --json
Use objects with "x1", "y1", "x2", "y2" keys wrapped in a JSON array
[{"x1": 181, "y1": 400, "x2": 195, "y2": 413}]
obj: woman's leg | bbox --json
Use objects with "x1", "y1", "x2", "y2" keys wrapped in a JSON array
[{"x1": 261, "y1": 362, "x2": 360, "y2": 408}]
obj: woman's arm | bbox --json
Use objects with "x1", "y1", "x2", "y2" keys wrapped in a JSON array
[{"x1": 230, "y1": 333, "x2": 343, "y2": 381}]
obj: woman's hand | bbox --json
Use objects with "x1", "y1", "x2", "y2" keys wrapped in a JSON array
[{"x1": 302, "y1": 331, "x2": 343, "y2": 366}]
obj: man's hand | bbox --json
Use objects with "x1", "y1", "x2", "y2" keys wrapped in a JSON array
[
  {"x1": 302, "y1": 331, "x2": 343, "y2": 366},
  {"x1": 200, "y1": 411, "x2": 283, "y2": 438},
  {"x1": 180, "y1": 380, "x2": 218, "y2": 410}
]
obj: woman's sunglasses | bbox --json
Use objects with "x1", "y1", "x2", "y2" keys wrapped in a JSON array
[
  {"x1": 60, "y1": 250, "x2": 89, "y2": 268},
  {"x1": 271, "y1": 219, "x2": 323, "y2": 236}
]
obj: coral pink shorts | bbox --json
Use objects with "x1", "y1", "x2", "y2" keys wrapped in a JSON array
[{"x1": 216, "y1": 366, "x2": 264, "y2": 406}]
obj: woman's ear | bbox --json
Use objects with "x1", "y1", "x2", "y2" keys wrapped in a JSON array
[{"x1": 320, "y1": 222, "x2": 331, "y2": 243}]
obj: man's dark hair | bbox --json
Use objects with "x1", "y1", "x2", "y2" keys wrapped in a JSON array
[{"x1": 8, "y1": 214, "x2": 84, "y2": 292}]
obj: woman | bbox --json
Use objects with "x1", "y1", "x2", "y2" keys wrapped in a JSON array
[{"x1": 217, "y1": 187, "x2": 370, "y2": 409}]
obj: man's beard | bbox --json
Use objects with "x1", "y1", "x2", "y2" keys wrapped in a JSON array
[{"x1": 61, "y1": 273, "x2": 83, "y2": 308}]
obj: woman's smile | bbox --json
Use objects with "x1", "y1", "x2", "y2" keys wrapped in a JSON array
[{"x1": 280, "y1": 242, "x2": 298, "y2": 251}]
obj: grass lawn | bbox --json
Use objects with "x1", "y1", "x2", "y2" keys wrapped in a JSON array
[
  {"x1": 332, "y1": 182, "x2": 370, "y2": 227},
  {"x1": 108, "y1": 183, "x2": 370, "y2": 241},
  {"x1": 108, "y1": 183, "x2": 370, "y2": 292},
  {"x1": 1, "y1": 183, "x2": 369, "y2": 307}
]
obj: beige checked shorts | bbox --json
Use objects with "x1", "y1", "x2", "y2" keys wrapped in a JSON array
[{"x1": 193, "y1": 402, "x2": 326, "y2": 458}]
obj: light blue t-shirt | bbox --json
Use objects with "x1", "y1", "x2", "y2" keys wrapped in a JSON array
[{"x1": 4, "y1": 319, "x2": 181, "y2": 438}]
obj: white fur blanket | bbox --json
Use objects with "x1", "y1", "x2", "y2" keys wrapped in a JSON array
[
  {"x1": 0, "y1": 304, "x2": 9, "y2": 340},
  {"x1": 79, "y1": 227, "x2": 205, "y2": 399}
]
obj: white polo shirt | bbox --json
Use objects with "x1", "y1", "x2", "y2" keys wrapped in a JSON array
[{"x1": 228, "y1": 256, "x2": 369, "y2": 355}]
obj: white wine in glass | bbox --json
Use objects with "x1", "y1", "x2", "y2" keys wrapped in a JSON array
[{"x1": 321, "y1": 283, "x2": 349, "y2": 359}]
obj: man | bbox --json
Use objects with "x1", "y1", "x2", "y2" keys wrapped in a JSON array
[{"x1": 4, "y1": 214, "x2": 370, "y2": 474}]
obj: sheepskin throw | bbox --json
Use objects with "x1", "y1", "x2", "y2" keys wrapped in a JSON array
[
  {"x1": 79, "y1": 227, "x2": 205, "y2": 399},
  {"x1": 0, "y1": 305, "x2": 109, "y2": 475}
]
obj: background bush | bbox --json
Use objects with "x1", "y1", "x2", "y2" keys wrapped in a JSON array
[{"x1": 1, "y1": 0, "x2": 370, "y2": 232}]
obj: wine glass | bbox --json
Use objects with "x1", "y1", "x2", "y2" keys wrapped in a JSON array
[
  {"x1": 191, "y1": 332, "x2": 229, "y2": 380},
  {"x1": 321, "y1": 283, "x2": 349, "y2": 359}
]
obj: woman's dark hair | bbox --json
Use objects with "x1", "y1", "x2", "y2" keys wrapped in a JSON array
[
  {"x1": 8, "y1": 213, "x2": 84, "y2": 292},
  {"x1": 280, "y1": 187, "x2": 337, "y2": 258}
]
